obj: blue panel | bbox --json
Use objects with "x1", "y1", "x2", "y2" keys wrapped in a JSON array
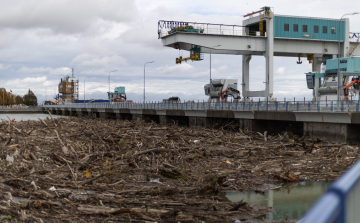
[
  {"x1": 325, "y1": 57, "x2": 360, "y2": 73},
  {"x1": 274, "y1": 16, "x2": 346, "y2": 41}
]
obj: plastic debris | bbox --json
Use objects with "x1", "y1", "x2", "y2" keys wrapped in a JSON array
[
  {"x1": 193, "y1": 140, "x2": 200, "y2": 143},
  {"x1": 86, "y1": 169, "x2": 90, "y2": 178},
  {"x1": 7, "y1": 215, "x2": 11, "y2": 220},
  {"x1": 6, "y1": 155, "x2": 14, "y2": 163},
  {"x1": 225, "y1": 160, "x2": 231, "y2": 164},
  {"x1": 49, "y1": 186, "x2": 56, "y2": 191}
]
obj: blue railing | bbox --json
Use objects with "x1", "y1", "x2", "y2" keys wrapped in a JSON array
[
  {"x1": 301, "y1": 159, "x2": 360, "y2": 222},
  {"x1": 43, "y1": 100, "x2": 360, "y2": 112}
]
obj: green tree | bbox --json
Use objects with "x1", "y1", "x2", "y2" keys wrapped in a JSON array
[
  {"x1": 15, "y1": 95, "x2": 23, "y2": 105},
  {"x1": 23, "y1": 89, "x2": 38, "y2": 106}
]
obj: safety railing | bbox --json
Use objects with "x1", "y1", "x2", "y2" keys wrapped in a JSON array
[
  {"x1": 43, "y1": 100, "x2": 360, "y2": 112},
  {"x1": 301, "y1": 159, "x2": 360, "y2": 222},
  {"x1": 349, "y1": 32, "x2": 360, "y2": 43},
  {"x1": 158, "y1": 20, "x2": 251, "y2": 39},
  {"x1": 158, "y1": 20, "x2": 359, "y2": 43}
]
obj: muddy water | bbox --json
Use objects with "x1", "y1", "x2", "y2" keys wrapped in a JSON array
[
  {"x1": 224, "y1": 181, "x2": 332, "y2": 221},
  {"x1": 0, "y1": 113, "x2": 62, "y2": 122}
]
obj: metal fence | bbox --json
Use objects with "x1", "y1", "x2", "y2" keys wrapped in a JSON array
[
  {"x1": 158, "y1": 20, "x2": 248, "y2": 39},
  {"x1": 301, "y1": 159, "x2": 360, "y2": 223},
  {"x1": 43, "y1": 100, "x2": 360, "y2": 112},
  {"x1": 158, "y1": 20, "x2": 360, "y2": 43}
]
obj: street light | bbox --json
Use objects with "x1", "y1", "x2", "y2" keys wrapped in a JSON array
[
  {"x1": 210, "y1": 45, "x2": 221, "y2": 82},
  {"x1": 144, "y1": 61, "x2": 154, "y2": 102},
  {"x1": 108, "y1": 70, "x2": 117, "y2": 94},
  {"x1": 84, "y1": 77, "x2": 91, "y2": 102},
  {"x1": 337, "y1": 12, "x2": 359, "y2": 102}
]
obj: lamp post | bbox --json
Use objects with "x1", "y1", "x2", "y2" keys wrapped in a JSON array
[
  {"x1": 108, "y1": 70, "x2": 117, "y2": 94},
  {"x1": 210, "y1": 45, "x2": 221, "y2": 82},
  {"x1": 337, "y1": 13, "x2": 359, "y2": 102},
  {"x1": 84, "y1": 77, "x2": 91, "y2": 102},
  {"x1": 144, "y1": 61, "x2": 154, "y2": 103}
]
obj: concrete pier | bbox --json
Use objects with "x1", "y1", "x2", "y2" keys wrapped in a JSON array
[{"x1": 44, "y1": 107, "x2": 360, "y2": 143}]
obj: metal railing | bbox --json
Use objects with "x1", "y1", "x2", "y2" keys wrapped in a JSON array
[
  {"x1": 158, "y1": 20, "x2": 359, "y2": 43},
  {"x1": 158, "y1": 20, "x2": 250, "y2": 39},
  {"x1": 43, "y1": 100, "x2": 360, "y2": 112},
  {"x1": 301, "y1": 159, "x2": 360, "y2": 222},
  {"x1": 349, "y1": 32, "x2": 360, "y2": 43}
]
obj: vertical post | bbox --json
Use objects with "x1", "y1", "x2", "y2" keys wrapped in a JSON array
[
  {"x1": 338, "y1": 17, "x2": 342, "y2": 103},
  {"x1": 210, "y1": 48, "x2": 211, "y2": 82}
]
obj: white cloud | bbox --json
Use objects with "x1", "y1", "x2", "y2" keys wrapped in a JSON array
[
  {"x1": 275, "y1": 67, "x2": 285, "y2": 75},
  {"x1": 0, "y1": 0, "x2": 138, "y2": 35},
  {"x1": 0, "y1": 64, "x2": 10, "y2": 70},
  {"x1": 70, "y1": 54, "x2": 127, "y2": 69},
  {"x1": 18, "y1": 66, "x2": 71, "y2": 75},
  {"x1": 156, "y1": 64, "x2": 194, "y2": 74},
  {"x1": 22, "y1": 76, "x2": 47, "y2": 83}
]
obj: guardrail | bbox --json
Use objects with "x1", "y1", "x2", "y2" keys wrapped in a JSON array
[
  {"x1": 43, "y1": 100, "x2": 360, "y2": 112},
  {"x1": 301, "y1": 159, "x2": 360, "y2": 222},
  {"x1": 158, "y1": 20, "x2": 359, "y2": 43},
  {"x1": 349, "y1": 32, "x2": 360, "y2": 43},
  {"x1": 158, "y1": 20, "x2": 248, "y2": 39}
]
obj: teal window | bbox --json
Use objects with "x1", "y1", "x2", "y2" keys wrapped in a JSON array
[
  {"x1": 303, "y1": 25, "x2": 307, "y2": 32},
  {"x1": 294, "y1": 24, "x2": 298, "y2": 32},
  {"x1": 323, "y1": 26, "x2": 327, "y2": 33},
  {"x1": 314, "y1": 25, "x2": 319, "y2": 33},
  {"x1": 331, "y1": 27, "x2": 336, "y2": 34},
  {"x1": 284, "y1": 24, "x2": 289, "y2": 31}
]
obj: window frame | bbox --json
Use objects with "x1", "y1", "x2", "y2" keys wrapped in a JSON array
[
  {"x1": 314, "y1": 25, "x2": 319, "y2": 33},
  {"x1": 293, "y1": 24, "x2": 298, "y2": 32},
  {"x1": 323, "y1": 26, "x2": 327, "y2": 33},
  {"x1": 284, "y1": 23, "x2": 289, "y2": 31},
  {"x1": 331, "y1": 27, "x2": 336, "y2": 34},
  {"x1": 303, "y1": 25, "x2": 308, "y2": 32}
]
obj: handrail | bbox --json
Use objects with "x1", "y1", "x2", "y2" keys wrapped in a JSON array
[
  {"x1": 158, "y1": 20, "x2": 246, "y2": 39},
  {"x1": 43, "y1": 100, "x2": 360, "y2": 112},
  {"x1": 301, "y1": 159, "x2": 360, "y2": 222},
  {"x1": 159, "y1": 20, "x2": 359, "y2": 42}
]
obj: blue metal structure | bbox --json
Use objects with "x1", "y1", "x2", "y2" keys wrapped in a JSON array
[
  {"x1": 325, "y1": 57, "x2": 360, "y2": 73},
  {"x1": 274, "y1": 16, "x2": 346, "y2": 41},
  {"x1": 302, "y1": 159, "x2": 360, "y2": 222}
]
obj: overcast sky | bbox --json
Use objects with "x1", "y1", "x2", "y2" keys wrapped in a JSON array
[{"x1": 0, "y1": 0, "x2": 359, "y2": 103}]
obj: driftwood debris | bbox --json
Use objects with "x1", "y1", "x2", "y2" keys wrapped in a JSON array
[{"x1": 0, "y1": 115, "x2": 353, "y2": 222}]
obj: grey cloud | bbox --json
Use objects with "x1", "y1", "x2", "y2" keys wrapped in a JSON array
[
  {"x1": 0, "y1": 0, "x2": 138, "y2": 34},
  {"x1": 70, "y1": 54, "x2": 127, "y2": 69}
]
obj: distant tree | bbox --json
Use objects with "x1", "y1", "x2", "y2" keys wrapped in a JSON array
[
  {"x1": 7, "y1": 92, "x2": 15, "y2": 105},
  {"x1": 15, "y1": 95, "x2": 23, "y2": 105},
  {"x1": 0, "y1": 88, "x2": 5, "y2": 105},
  {"x1": 23, "y1": 89, "x2": 38, "y2": 106}
]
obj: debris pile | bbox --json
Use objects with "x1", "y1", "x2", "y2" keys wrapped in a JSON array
[{"x1": 0, "y1": 116, "x2": 356, "y2": 222}]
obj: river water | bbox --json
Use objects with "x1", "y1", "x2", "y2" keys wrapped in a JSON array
[
  {"x1": 224, "y1": 181, "x2": 332, "y2": 221},
  {"x1": 0, "y1": 113, "x2": 63, "y2": 122}
]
